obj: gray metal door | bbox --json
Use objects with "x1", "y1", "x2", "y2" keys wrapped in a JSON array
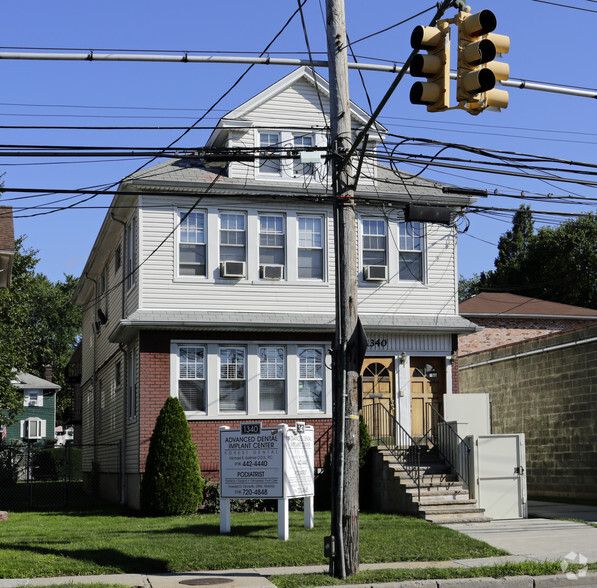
[{"x1": 474, "y1": 434, "x2": 527, "y2": 519}]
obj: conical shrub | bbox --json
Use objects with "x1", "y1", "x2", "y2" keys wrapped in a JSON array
[{"x1": 140, "y1": 396, "x2": 204, "y2": 515}]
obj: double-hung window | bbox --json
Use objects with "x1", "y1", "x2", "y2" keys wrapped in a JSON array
[
  {"x1": 259, "y1": 132, "x2": 282, "y2": 175},
  {"x1": 293, "y1": 134, "x2": 315, "y2": 177},
  {"x1": 259, "y1": 347, "x2": 286, "y2": 411},
  {"x1": 219, "y1": 347, "x2": 246, "y2": 412},
  {"x1": 259, "y1": 214, "x2": 285, "y2": 279},
  {"x1": 220, "y1": 212, "x2": 247, "y2": 263},
  {"x1": 399, "y1": 222, "x2": 424, "y2": 281},
  {"x1": 362, "y1": 219, "x2": 387, "y2": 277},
  {"x1": 298, "y1": 347, "x2": 324, "y2": 411},
  {"x1": 178, "y1": 346, "x2": 206, "y2": 412},
  {"x1": 179, "y1": 211, "x2": 206, "y2": 276},
  {"x1": 298, "y1": 216, "x2": 324, "y2": 280}
]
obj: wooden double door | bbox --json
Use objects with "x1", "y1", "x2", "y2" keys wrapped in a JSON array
[{"x1": 410, "y1": 357, "x2": 445, "y2": 440}]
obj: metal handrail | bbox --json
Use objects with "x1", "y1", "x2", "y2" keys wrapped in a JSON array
[
  {"x1": 423, "y1": 402, "x2": 471, "y2": 489},
  {"x1": 361, "y1": 402, "x2": 421, "y2": 501}
]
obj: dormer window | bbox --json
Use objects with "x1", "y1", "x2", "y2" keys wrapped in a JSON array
[
  {"x1": 257, "y1": 130, "x2": 321, "y2": 180},
  {"x1": 259, "y1": 133, "x2": 282, "y2": 176}
]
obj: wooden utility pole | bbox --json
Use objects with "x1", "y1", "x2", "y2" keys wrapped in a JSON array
[{"x1": 326, "y1": 0, "x2": 360, "y2": 578}]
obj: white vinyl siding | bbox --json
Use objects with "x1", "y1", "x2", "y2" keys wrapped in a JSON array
[{"x1": 125, "y1": 215, "x2": 137, "y2": 292}]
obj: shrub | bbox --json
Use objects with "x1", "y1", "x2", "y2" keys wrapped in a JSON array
[
  {"x1": 32, "y1": 447, "x2": 82, "y2": 481},
  {"x1": 140, "y1": 397, "x2": 204, "y2": 516}
]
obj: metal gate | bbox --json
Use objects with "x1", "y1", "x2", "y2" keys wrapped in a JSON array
[{"x1": 471, "y1": 434, "x2": 527, "y2": 519}]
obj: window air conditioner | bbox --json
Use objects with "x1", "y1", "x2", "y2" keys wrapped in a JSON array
[
  {"x1": 260, "y1": 264, "x2": 284, "y2": 280},
  {"x1": 220, "y1": 261, "x2": 245, "y2": 278},
  {"x1": 364, "y1": 265, "x2": 387, "y2": 281}
]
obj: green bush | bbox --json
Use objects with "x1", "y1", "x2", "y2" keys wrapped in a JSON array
[
  {"x1": 140, "y1": 397, "x2": 204, "y2": 516},
  {"x1": 32, "y1": 447, "x2": 82, "y2": 481}
]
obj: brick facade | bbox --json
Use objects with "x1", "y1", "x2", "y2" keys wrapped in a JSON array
[
  {"x1": 458, "y1": 325, "x2": 597, "y2": 500},
  {"x1": 139, "y1": 331, "x2": 332, "y2": 479}
]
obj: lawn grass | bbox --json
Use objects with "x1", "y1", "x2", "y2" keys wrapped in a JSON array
[
  {"x1": 0, "y1": 509, "x2": 506, "y2": 579},
  {"x1": 270, "y1": 561, "x2": 568, "y2": 587}
]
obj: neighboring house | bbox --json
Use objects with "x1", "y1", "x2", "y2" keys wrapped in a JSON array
[
  {"x1": 0, "y1": 205, "x2": 15, "y2": 288},
  {"x1": 458, "y1": 292, "x2": 597, "y2": 356},
  {"x1": 64, "y1": 343, "x2": 82, "y2": 446},
  {"x1": 72, "y1": 67, "x2": 479, "y2": 509},
  {"x1": 3, "y1": 370, "x2": 60, "y2": 444},
  {"x1": 458, "y1": 324, "x2": 597, "y2": 501}
]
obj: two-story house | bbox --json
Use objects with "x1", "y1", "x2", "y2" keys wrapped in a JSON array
[
  {"x1": 72, "y1": 67, "x2": 479, "y2": 508},
  {"x1": 3, "y1": 369, "x2": 60, "y2": 444}
]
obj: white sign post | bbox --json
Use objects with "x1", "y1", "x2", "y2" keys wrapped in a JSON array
[{"x1": 219, "y1": 422, "x2": 314, "y2": 540}]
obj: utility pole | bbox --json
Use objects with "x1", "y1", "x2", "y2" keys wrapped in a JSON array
[{"x1": 326, "y1": 0, "x2": 360, "y2": 578}]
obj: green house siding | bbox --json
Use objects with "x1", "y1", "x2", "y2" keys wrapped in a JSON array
[{"x1": 4, "y1": 392, "x2": 56, "y2": 443}]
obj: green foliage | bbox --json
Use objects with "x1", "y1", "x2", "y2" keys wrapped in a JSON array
[
  {"x1": 32, "y1": 447, "x2": 82, "y2": 481},
  {"x1": 460, "y1": 208, "x2": 597, "y2": 309},
  {"x1": 140, "y1": 397, "x2": 204, "y2": 516},
  {"x1": 0, "y1": 238, "x2": 81, "y2": 427}
]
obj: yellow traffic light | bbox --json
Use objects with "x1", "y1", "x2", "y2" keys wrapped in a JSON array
[
  {"x1": 409, "y1": 21, "x2": 450, "y2": 112},
  {"x1": 456, "y1": 10, "x2": 510, "y2": 114}
]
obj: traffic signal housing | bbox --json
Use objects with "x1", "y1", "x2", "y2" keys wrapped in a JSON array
[
  {"x1": 456, "y1": 9, "x2": 510, "y2": 114},
  {"x1": 409, "y1": 21, "x2": 450, "y2": 112}
]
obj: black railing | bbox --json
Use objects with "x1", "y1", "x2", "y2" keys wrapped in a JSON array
[
  {"x1": 422, "y1": 402, "x2": 471, "y2": 489},
  {"x1": 362, "y1": 402, "x2": 421, "y2": 501}
]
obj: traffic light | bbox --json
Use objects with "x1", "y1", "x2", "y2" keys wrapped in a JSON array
[
  {"x1": 409, "y1": 21, "x2": 450, "y2": 112},
  {"x1": 456, "y1": 9, "x2": 510, "y2": 114}
]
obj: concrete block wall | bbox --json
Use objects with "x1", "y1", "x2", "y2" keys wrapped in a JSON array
[{"x1": 458, "y1": 325, "x2": 597, "y2": 500}]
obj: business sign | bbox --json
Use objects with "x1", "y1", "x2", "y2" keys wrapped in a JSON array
[{"x1": 219, "y1": 422, "x2": 314, "y2": 500}]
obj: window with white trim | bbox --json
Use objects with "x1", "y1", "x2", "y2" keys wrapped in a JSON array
[
  {"x1": 259, "y1": 346, "x2": 286, "y2": 411},
  {"x1": 21, "y1": 417, "x2": 45, "y2": 440},
  {"x1": 362, "y1": 218, "x2": 387, "y2": 268},
  {"x1": 259, "y1": 132, "x2": 282, "y2": 176},
  {"x1": 178, "y1": 346, "x2": 206, "y2": 412},
  {"x1": 298, "y1": 347, "x2": 324, "y2": 411},
  {"x1": 179, "y1": 211, "x2": 206, "y2": 276},
  {"x1": 399, "y1": 222, "x2": 424, "y2": 282},
  {"x1": 219, "y1": 347, "x2": 246, "y2": 412},
  {"x1": 125, "y1": 215, "x2": 137, "y2": 291},
  {"x1": 220, "y1": 212, "x2": 247, "y2": 263},
  {"x1": 24, "y1": 390, "x2": 43, "y2": 407},
  {"x1": 293, "y1": 134, "x2": 315, "y2": 177},
  {"x1": 259, "y1": 214, "x2": 285, "y2": 279},
  {"x1": 298, "y1": 216, "x2": 324, "y2": 280}
]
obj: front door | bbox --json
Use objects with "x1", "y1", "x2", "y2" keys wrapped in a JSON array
[
  {"x1": 410, "y1": 357, "x2": 444, "y2": 440},
  {"x1": 361, "y1": 357, "x2": 395, "y2": 438}
]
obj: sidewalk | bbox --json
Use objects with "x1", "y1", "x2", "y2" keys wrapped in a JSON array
[{"x1": 2, "y1": 501, "x2": 597, "y2": 588}]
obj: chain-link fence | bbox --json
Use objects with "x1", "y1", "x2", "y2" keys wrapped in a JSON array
[{"x1": 0, "y1": 442, "x2": 120, "y2": 510}]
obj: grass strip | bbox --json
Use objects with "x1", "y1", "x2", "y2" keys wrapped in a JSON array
[
  {"x1": 270, "y1": 561, "x2": 567, "y2": 587},
  {"x1": 0, "y1": 510, "x2": 505, "y2": 579}
]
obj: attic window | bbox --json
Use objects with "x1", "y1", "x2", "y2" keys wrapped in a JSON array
[{"x1": 259, "y1": 133, "x2": 281, "y2": 175}]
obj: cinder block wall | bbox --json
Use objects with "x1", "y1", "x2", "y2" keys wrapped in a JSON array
[{"x1": 459, "y1": 325, "x2": 597, "y2": 500}]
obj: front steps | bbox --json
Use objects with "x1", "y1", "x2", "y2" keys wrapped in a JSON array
[{"x1": 370, "y1": 446, "x2": 491, "y2": 524}]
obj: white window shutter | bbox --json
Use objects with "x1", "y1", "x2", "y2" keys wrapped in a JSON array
[
  {"x1": 20, "y1": 420, "x2": 25, "y2": 438},
  {"x1": 40, "y1": 420, "x2": 46, "y2": 438},
  {"x1": 37, "y1": 392, "x2": 44, "y2": 408}
]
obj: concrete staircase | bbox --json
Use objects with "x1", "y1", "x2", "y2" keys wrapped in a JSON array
[{"x1": 369, "y1": 446, "x2": 491, "y2": 524}]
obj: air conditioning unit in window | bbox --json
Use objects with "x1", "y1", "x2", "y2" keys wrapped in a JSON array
[
  {"x1": 364, "y1": 265, "x2": 387, "y2": 281},
  {"x1": 220, "y1": 261, "x2": 245, "y2": 278},
  {"x1": 260, "y1": 264, "x2": 284, "y2": 280}
]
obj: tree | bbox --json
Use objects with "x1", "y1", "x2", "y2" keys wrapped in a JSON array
[
  {"x1": 459, "y1": 209, "x2": 597, "y2": 309},
  {"x1": 0, "y1": 238, "x2": 81, "y2": 427},
  {"x1": 140, "y1": 397, "x2": 204, "y2": 516}
]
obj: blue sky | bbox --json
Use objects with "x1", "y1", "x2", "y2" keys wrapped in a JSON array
[{"x1": 2, "y1": 0, "x2": 595, "y2": 283}]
